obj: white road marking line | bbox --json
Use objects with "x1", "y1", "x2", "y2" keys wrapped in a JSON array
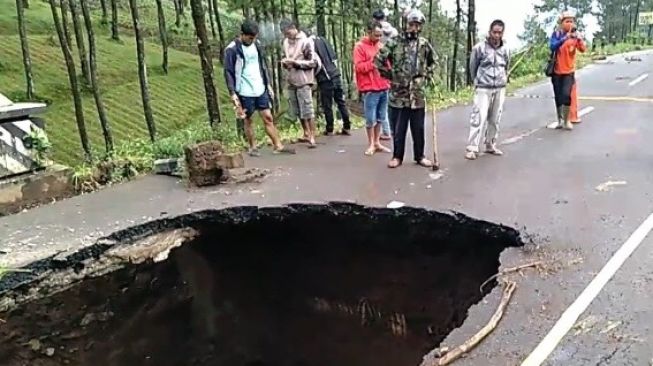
[
  {"x1": 546, "y1": 106, "x2": 594, "y2": 129},
  {"x1": 521, "y1": 212, "x2": 653, "y2": 366},
  {"x1": 500, "y1": 128, "x2": 540, "y2": 145},
  {"x1": 628, "y1": 73, "x2": 649, "y2": 86}
]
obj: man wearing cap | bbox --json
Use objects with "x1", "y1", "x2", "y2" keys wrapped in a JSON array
[{"x1": 549, "y1": 11, "x2": 586, "y2": 130}]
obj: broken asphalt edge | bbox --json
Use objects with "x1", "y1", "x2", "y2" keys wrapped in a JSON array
[{"x1": 0, "y1": 201, "x2": 526, "y2": 312}]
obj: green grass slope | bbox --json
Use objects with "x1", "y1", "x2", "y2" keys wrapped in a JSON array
[{"x1": 0, "y1": 0, "x2": 234, "y2": 165}]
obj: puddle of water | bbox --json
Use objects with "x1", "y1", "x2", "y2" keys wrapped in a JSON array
[{"x1": 0, "y1": 205, "x2": 523, "y2": 366}]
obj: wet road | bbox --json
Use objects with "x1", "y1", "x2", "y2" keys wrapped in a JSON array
[{"x1": 1, "y1": 49, "x2": 653, "y2": 365}]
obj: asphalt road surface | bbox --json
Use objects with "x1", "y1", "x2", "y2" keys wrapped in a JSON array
[{"x1": 1, "y1": 49, "x2": 652, "y2": 365}]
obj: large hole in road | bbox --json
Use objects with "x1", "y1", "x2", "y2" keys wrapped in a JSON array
[{"x1": 0, "y1": 204, "x2": 523, "y2": 366}]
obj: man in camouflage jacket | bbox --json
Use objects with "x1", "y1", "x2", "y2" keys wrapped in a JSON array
[{"x1": 375, "y1": 9, "x2": 436, "y2": 169}]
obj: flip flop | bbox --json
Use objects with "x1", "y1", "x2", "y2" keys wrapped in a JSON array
[
  {"x1": 375, "y1": 145, "x2": 391, "y2": 153},
  {"x1": 364, "y1": 148, "x2": 375, "y2": 156},
  {"x1": 273, "y1": 146, "x2": 296, "y2": 154}
]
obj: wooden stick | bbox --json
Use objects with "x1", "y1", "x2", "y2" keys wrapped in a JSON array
[
  {"x1": 431, "y1": 104, "x2": 440, "y2": 170},
  {"x1": 431, "y1": 281, "x2": 517, "y2": 366},
  {"x1": 479, "y1": 260, "x2": 544, "y2": 292}
]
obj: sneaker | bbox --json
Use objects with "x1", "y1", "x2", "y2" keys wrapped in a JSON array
[
  {"x1": 485, "y1": 144, "x2": 504, "y2": 156},
  {"x1": 338, "y1": 129, "x2": 351, "y2": 136},
  {"x1": 465, "y1": 151, "x2": 477, "y2": 160},
  {"x1": 248, "y1": 148, "x2": 261, "y2": 157},
  {"x1": 324, "y1": 131, "x2": 334, "y2": 136},
  {"x1": 564, "y1": 121, "x2": 573, "y2": 130}
]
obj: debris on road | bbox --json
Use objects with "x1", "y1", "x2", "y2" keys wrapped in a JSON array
[
  {"x1": 421, "y1": 281, "x2": 517, "y2": 366},
  {"x1": 595, "y1": 180, "x2": 627, "y2": 192},
  {"x1": 600, "y1": 320, "x2": 623, "y2": 334},
  {"x1": 386, "y1": 201, "x2": 405, "y2": 209},
  {"x1": 480, "y1": 260, "x2": 545, "y2": 292}
]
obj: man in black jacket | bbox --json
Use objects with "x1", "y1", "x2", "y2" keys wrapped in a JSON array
[{"x1": 309, "y1": 33, "x2": 352, "y2": 136}]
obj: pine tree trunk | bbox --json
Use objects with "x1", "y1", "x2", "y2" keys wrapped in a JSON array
[
  {"x1": 68, "y1": 0, "x2": 91, "y2": 86},
  {"x1": 16, "y1": 0, "x2": 35, "y2": 100},
  {"x1": 633, "y1": 0, "x2": 641, "y2": 31},
  {"x1": 450, "y1": 0, "x2": 461, "y2": 92},
  {"x1": 59, "y1": 0, "x2": 73, "y2": 47},
  {"x1": 190, "y1": 0, "x2": 221, "y2": 125},
  {"x1": 110, "y1": 0, "x2": 119, "y2": 41},
  {"x1": 128, "y1": 0, "x2": 156, "y2": 141},
  {"x1": 466, "y1": 0, "x2": 476, "y2": 86},
  {"x1": 48, "y1": 0, "x2": 91, "y2": 159},
  {"x1": 80, "y1": 0, "x2": 114, "y2": 153},
  {"x1": 292, "y1": 0, "x2": 299, "y2": 26},
  {"x1": 174, "y1": 0, "x2": 182, "y2": 27},
  {"x1": 315, "y1": 0, "x2": 326, "y2": 36},
  {"x1": 99, "y1": 0, "x2": 108, "y2": 24},
  {"x1": 212, "y1": 0, "x2": 225, "y2": 61},
  {"x1": 207, "y1": 0, "x2": 217, "y2": 39},
  {"x1": 155, "y1": 0, "x2": 169, "y2": 74}
]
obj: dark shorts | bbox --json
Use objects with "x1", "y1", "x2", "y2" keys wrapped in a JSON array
[{"x1": 238, "y1": 93, "x2": 271, "y2": 118}]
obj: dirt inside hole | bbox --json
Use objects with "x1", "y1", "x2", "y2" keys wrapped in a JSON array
[{"x1": 0, "y1": 205, "x2": 523, "y2": 366}]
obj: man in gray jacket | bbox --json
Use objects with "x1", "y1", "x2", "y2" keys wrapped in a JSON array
[{"x1": 465, "y1": 19, "x2": 511, "y2": 160}]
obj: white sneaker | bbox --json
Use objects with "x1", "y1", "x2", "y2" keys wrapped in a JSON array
[{"x1": 465, "y1": 151, "x2": 477, "y2": 160}]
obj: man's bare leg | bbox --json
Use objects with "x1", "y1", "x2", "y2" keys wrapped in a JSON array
[
  {"x1": 244, "y1": 117, "x2": 259, "y2": 156},
  {"x1": 260, "y1": 109, "x2": 295, "y2": 153},
  {"x1": 364, "y1": 123, "x2": 375, "y2": 155},
  {"x1": 374, "y1": 123, "x2": 390, "y2": 152},
  {"x1": 306, "y1": 118, "x2": 317, "y2": 147}
]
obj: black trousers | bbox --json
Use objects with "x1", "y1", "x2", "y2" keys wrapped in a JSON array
[
  {"x1": 389, "y1": 106, "x2": 426, "y2": 162},
  {"x1": 551, "y1": 73, "x2": 575, "y2": 107},
  {"x1": 319, "y1": 78, "x2": 351, "y2": 132}
]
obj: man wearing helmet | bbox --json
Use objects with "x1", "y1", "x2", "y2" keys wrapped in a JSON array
[
  {"x1": 548, "y1": 10, "x2": 586, "y2": 130},
  {"x1": 374, "y1": 8, "x2": 436, "y2": 169}
]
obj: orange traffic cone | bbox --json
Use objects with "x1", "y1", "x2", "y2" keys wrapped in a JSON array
[{"x1": 570, "y1": 82, "x2": 581, "y2": 123}]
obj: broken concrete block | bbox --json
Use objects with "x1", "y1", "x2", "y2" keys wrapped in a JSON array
[
  {"x1": 184, "y1": 141, "x2": 225, "y2": 187},
  {"x1": 154, "y1": 158, "x2": 182, "y2": 175},
  {"x1": 216, "y1": 153, "x2": 245, "y2": 169}
]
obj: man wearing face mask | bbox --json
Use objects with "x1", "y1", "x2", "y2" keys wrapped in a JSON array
[
  {"x1": 224, "y1": 20, "x2": 296, "y2": 156},
  {"x1": 375, "y1": 9, "x2": 436, "y2": 169},
  {"x1": 549, "y1": 11, "x2": 586, "y2": 130},
  {"x1": 465, "y1": 19, "x2": 510, "y2": 160}
]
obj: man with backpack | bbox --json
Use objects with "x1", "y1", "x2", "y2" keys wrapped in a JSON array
[{"x1": 309, "y1": 32, "x2": 352, "y2": 136}]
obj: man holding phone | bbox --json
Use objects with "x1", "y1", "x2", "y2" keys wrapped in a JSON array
[{"x1": 280, "y1": 19, "x2": 320, "y2": 148}]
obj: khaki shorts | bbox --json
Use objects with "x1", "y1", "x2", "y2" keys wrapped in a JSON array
[{"x1": 287, "y1": 85, "x2": 314, "y2": 120}]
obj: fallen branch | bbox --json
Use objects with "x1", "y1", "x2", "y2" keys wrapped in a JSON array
[
  {"x1": 479, "y1": 261, "x2": 544, "y2": 292},
  {"x1": 425, "y1": 281, "x2": 517, "y2": 366}
]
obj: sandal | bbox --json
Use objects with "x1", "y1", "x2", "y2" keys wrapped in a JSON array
[
  {"x1": 364, "y1": 147, "x2": 375, "y2": 156},
  {"x1": 388, "y1": 158, "x2": 402, "y2": 168},
  {"x1": 273, "y1": 146, "x2": 296, "y2": 154},
  {"x1": 375, "y1": 145, "x2": 391, "y2": 153},
  {"x1": 416, "y1": 158, "x2": 433, "y2": 168}
]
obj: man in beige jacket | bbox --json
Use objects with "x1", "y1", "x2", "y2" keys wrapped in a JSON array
[{"x1": 280, "y1": 19, "x2": 320, "y2": 148}]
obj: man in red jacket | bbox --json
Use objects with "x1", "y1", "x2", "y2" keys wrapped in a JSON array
[{"x1": 353, "y1": 20, "x2": 392, "y2": 156}]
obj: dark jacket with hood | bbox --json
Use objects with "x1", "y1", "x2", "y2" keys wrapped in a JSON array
[
  {"x1": 310, "y1": 35, "x2": 341, "y2": 85},
  {"x1": 223, "y1": 38, "x2": 271, "y2": 96}
]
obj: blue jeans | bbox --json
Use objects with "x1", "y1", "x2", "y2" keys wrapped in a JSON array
[{"x1": 363, "y1": 91, "x2": 391, "y2": 135}]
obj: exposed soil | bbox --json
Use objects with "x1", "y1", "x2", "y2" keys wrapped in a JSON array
[{"x1": 0, "y1": 204, "x2": 523, "y2": 366}]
